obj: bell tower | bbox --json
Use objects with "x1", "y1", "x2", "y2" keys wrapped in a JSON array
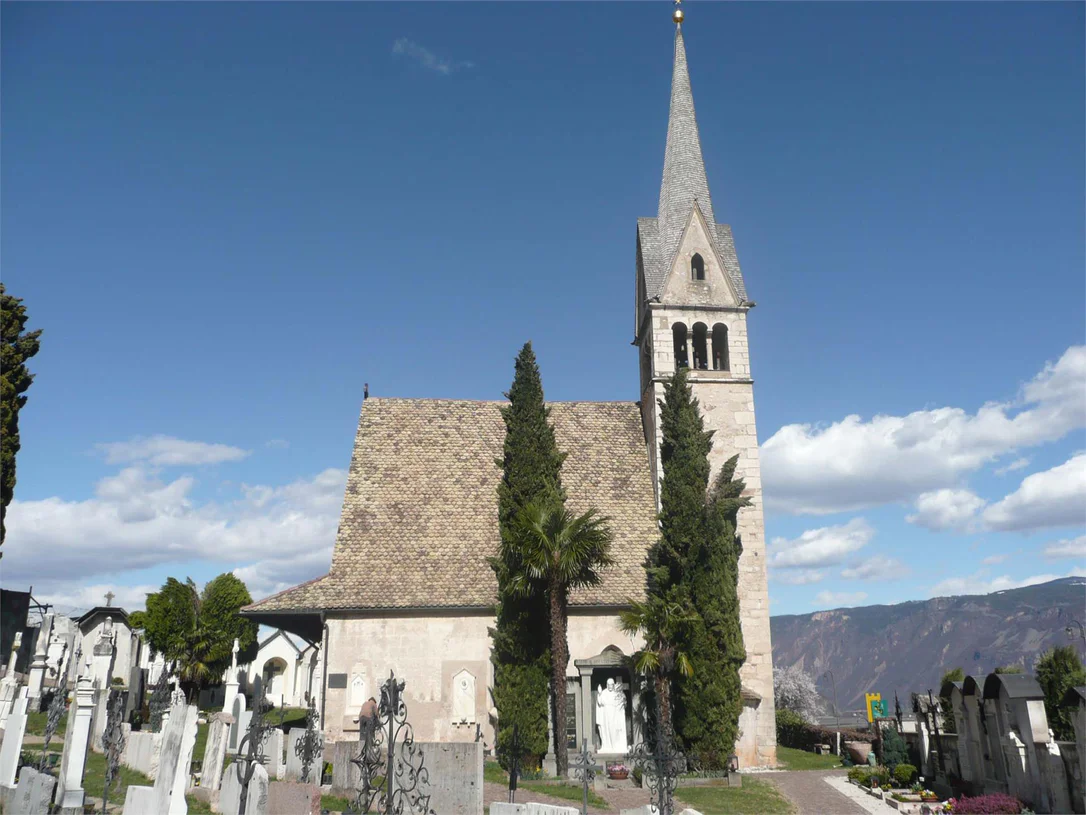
[{"x1": 634, "y1": 3, "x2": 777, "y2": 767}]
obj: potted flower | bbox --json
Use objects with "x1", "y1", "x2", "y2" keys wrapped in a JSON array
[{"x1": 607, "y1": 763, "x2": 630, "y2": 780}]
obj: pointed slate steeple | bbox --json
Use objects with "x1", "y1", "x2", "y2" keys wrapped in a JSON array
[
  {"x1": 637, "y1": 16, "x2": 747, "y2": 304},
  {"x1": 657, "y1": 26, "x2": 715, "y2": 265}
]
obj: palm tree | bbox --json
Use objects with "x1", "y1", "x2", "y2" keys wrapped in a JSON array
[
  {"x1": 510, "y1": 501, "x2": 614, "y2": 777},
  {"x1": 619, "y1": 597, "x2": 694, "y2": 747}
]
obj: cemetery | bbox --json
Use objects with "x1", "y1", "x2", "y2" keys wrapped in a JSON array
[{"x1": 1, "y1": 1, "x2": 1082, "y2": 814}]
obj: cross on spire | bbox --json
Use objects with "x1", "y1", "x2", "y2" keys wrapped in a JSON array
[{"x1": 104, "y1": 591, "x2": 115, "y2": 607}]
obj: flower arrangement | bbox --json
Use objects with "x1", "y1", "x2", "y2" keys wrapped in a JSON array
[
  {"x1": 948, "y1": 793, "x2": 1025, "y2": 814},
  {"x1": 607, "y1": 763, "x2": 630, "y2": 780}
]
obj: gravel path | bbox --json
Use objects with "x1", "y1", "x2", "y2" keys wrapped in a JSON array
[
  {"x1": 823, "y1": 774, "x2": 890, "y2": 815},
  {"x1": 482, "y1": 780, "x2": 650, "y2": 813},
  {"x1": 764, "y1": 770, "x2": 871, "y2": 815}
]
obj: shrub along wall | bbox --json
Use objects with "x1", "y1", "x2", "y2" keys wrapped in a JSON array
[{"x1": 776, "y1": 710, "x2": 868, "y2": 755}]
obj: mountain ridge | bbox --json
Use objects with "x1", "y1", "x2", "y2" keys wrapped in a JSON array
[{"x1": 770, "y1": 576, "x2": 1086, "y2": 710}]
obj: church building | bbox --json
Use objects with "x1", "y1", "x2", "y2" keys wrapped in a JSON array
[{"x1": 244, "y1": 10, "x2": 777, "y2": 769}]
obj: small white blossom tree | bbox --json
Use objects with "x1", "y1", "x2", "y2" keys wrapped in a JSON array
[{"x1": 773, "y1": 664, "x2": 824, "y2": 723}]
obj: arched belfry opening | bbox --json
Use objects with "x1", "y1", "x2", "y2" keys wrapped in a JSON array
[
  {"x1": 692, "y1": 323, "x2": 708, "y2": 370},
  {"x1": 672, "y1": 322, "x2": 688, "y2": 369},
  {"x1": 712, "y1": 323, "x2": 729, "y2": 371},
  {"x1": 691, "y1": 253, "x2": 705, "y2": 281}
]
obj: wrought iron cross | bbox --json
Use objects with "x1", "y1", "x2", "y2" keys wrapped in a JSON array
[
  {"x1": 294, "y1": 697, "x2": 322, "y2": 784},
  {"x1": 101, "y1": 688, "x2": 128, "y2": 814},
  {"x1": 236, "y1": 691, "x2": 272, "y2": 815},
  {"x1": 630, "y1": 719, "x2": 686, "y2": 815},
  {"x1": 507, "y1": 723, "x2": 522, "y2": 803},
  {"x1": 350, "y1": 670, "x2": 435, "y2": 815},
  {"x1": 570, "y1": 739, "x2": 601, "y2": 815}
]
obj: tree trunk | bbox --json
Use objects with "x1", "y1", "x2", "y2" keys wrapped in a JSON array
[
  {"x1": 550, "y1": 580, "x2": 569, "y2": 777},
  {"x1": 655, "y1": 672, "x2": 672, "y2": 748}
]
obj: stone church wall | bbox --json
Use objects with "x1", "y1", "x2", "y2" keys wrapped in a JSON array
[{"x1": 322, "y1": 611, "x2": 643, "y2": 747}]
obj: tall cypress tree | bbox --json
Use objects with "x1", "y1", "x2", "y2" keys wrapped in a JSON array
[
  {"x1": 648, "y1": 369, "x2": 749, "y2": 768},
  {"x1": 489, "y1": 342, "x2": 566, "y2": 767},
  {"x1": 1, "y1": 284, "x2": 42, "y2": 550}
]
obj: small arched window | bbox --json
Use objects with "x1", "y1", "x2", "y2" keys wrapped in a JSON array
[
  {"x1": 712, "y1": 323, "x2": 729, "y2": 371},
  {"x1": 692, "y1": 323, "x2": 709, "y2": 370},
  {"x1": 672, "y1": 323, "x2": 689, "y2": 369},
  {"x1": 691, "y1": 253, "x2": 705, "y2": 281}
]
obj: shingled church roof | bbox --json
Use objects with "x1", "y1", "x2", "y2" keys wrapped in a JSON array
[
  {"x1": 245, "y1": 398, "x2": 659, "y2": 614},
  {"x1": 638, "y1": 27, "x2": 748, "y2": 303}
]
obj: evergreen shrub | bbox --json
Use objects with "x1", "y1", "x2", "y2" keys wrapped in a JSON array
[{"x1": 893, "y1": 763, "x2": 917, "y2": 786}]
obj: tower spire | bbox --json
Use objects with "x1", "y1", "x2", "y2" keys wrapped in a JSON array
[{"x1": 657, "y1": 16, "x2": 715, "y2": 268}]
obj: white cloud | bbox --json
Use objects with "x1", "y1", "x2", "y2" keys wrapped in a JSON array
[
  {"x1": 981, "y1": 554, "x2": 1010, "y2": 565},
  {"x1": 771, "y1": 569, "x2": 826, "y2": 585},
  {"x1": 97, "y1": 435, "x2": 249, "y2": 467},
  {"x1": 995, "y1": 458, "x2": 1030, "y2": 476},
  {"x1": 906, "y1": 488, "x2": 986, "y2": 531},
  {"x1": 814, "y1": 590, "x2": 868, "y2": 608},
  {"x1": 36, "y1": 583, "x2": 159, "y2": 617},
  {"x1": 5, "y1": 466, "x2": 347, "y2": 601},
  {"x1": 762, "y1": 346, "x2": 1086, "y2": 515},
  {"x1": 982, "y1": 453, "x2": 1086, "y2": 532},
  {"x1": 768, "y1": 518, "x2": 874, "y2": 569},
  {"x1": 392, "y1": 38, "x2": 473, "y2": 74},
  {"x1": 840, "y1": 555, "x2": 908, "y2": 581},
  {"x1": 1044, "y1": 535, "x2": 1086, "y2": 560},
  {"x1": 929, "y1": 566, "x2": 1086, "y2": 597}
]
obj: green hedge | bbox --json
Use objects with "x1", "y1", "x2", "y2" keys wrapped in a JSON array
[{"x1": 776, "y1": 709, "x2": 868, "y2": 754}]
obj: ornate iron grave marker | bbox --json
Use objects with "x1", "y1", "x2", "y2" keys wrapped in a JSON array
[
  {"x1": 295, "y1": 696, "x2": 323, "y2": 784},
  {"x1": 629, "y1": 724, "x2": 686, "y2": 815},
  {"x1": 39, "y1": 642, "x2": 73, "y2": 772},
  {"x1": 570, "y1": 739, "x2": 601, "y2": 815},
  {"x1": 505, "y1": 723, "x2": 523, "y2": 804},
  {"x1": 148, "y1": 664, "x2": 173, "y2": 732},
  {"x1": 235, "y1": 690, "x2": 276, "y2": 815},
  {"x1": 101, "y1": 687, "x2": 128, "y2": 814},
  {"x1": 350, "y1": 670, "x2": 434, "y2": 815}
]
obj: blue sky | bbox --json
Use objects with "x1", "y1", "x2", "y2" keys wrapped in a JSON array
[{"x1": 3, "y1": 2, "x2": 1083, "y2": 616}]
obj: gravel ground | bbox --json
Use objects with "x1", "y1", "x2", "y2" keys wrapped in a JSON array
[{"x1": 764, "y1": 770, "x2": 871, "y2": 815}]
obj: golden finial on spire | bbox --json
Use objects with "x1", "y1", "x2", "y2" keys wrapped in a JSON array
[{"x1": 672, "y1": 0, "x2": 684, "y2": 25}]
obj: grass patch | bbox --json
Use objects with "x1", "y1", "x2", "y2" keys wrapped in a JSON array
[
  {"x1": 22, "y1": 747, "x2": 154, "y2": 805},
  {"x1": 321, "y1": 794, "x2": 353, "y2": 812},
  {"x1": 482, "y1": 762, "x2": 606, "y2": 809},
  {"x1": 194, "y1": 721, "x2": 209, "y2": 763},
  {"x1": 25, "y1": 710, "x2": 66, "y2": 736},
  {"x1": 776, "y1": 745, "x2": 842, "y2": 771},
  {"x1": 186, "y1": 793, "x2": 215, "y2": 814},
  {"x1": 272, "y1": 706, "x2": 308, "y2": 732},
  {"x1": 483, "y1": 761, "x2": 507, "y2": 784},
  {"x1": 675, "y1": 775, "x2": 794, "y2": 814},
  {"x1": 518, "y1": 780, "x2": 608, "y2": 808}
]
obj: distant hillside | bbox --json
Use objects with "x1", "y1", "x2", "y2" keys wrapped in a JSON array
[{"x1": 770, "y1": 577, "x2": 1086, "y2": 711}]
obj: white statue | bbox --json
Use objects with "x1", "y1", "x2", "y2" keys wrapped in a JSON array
[
  {"x1": 595, "y1": 678, "x2": 627, "y2": 753},
  {"x1": 231, "y1": 638, "x2": 239, "y2": 671}
]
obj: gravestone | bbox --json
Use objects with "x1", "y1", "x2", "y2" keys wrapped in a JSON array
[
  {"x1": 331, "y1": 739, "x2": 361, "y2": 795},
  {"x1": 267, "y1": 780, "x2": 321, "y2": 815},
  {"x1": 0, "y1": 634, "x2": 23, "y2": 735},
  {"x1": 228, "y1": 695, "x2": 247, "y2": 753},
  {"x1": 121, "y1": 784, "x2": 156, "y2": 815},
  {"x1": 245, "y1": 762, "x2": 270, "y2": 815},
  {"x1": 57, "y1": 669, "x2": 96, "y2": 813},
  {"x1": 420, "y1": 741, "x2": 484, "y2": 815},
  {"x1": 0, "y1": 692, "x2": 29, "y2": 787},
  {"x1": 284, "y1": 728, "x2": 305, "y2": 781},
  {"x1": 219, "y1": 764, "x2": 244, "y2": 815},
  {"x1": 150, "y1": 701, "x2": 198, "y2": 815},
  {"x1": 264, "y1": 728, "x2": 284, "y2": 780},
  {"x1": 202, "y1": 712, "x2": 234, "y2": 792},
  {"x1": 452, "y1": 669, "x2": 476, "y2": 724},
  {"x1": 9, "y1": 766, "x2": 56, "y2": 815}
]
